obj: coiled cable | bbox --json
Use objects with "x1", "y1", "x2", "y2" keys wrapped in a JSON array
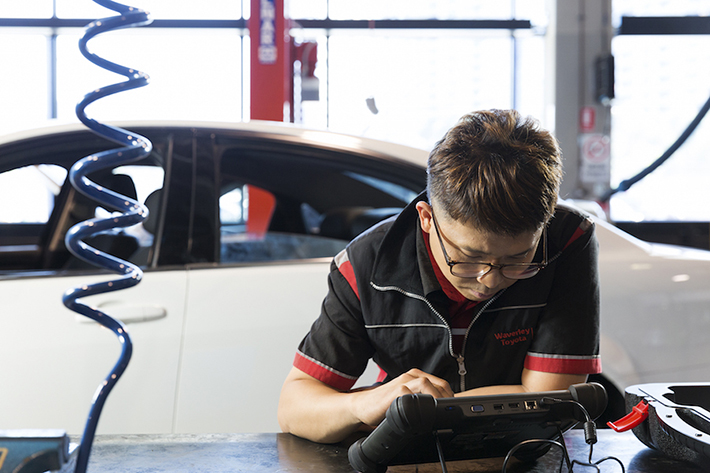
[{"x1": 63, "y1": 2, "x2": 153, "y2": 473}]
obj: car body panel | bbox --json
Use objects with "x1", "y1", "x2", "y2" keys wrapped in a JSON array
[
  {"x1": 0, "y1": 270, "x2": 187, "y2": 434},
  {"x1": 175, "y1": 261, "x2": 333, "y2": 433},
  {"x1": 596, "y1": 219, "x2": 710, "y2": 386}
]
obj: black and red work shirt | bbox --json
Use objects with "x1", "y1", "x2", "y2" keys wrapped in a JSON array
[{"x1": 293, "y1": 193, "x2": 602, "y2": 393}]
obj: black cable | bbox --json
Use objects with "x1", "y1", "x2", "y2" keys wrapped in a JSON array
[
  {"x1": 521, "y1": 398, "x2": 627, "y2": 473},
  {"x1": 501, "y1": 438, "x2": 571, "y2": 473},
  {"x1": 433, "y1": 431, "x2": 449, "y2": 473},
  {"x1": 600, "y1": 91, "x2": 710, "y2": 203}
]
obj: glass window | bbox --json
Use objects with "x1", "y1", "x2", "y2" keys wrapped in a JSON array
[
  {"x1": 0, "y1": 165, "x2": 66, "y2": 224},
  {"x1": 219, "y1": 184, "x2": 349, "y2": 264},
  {"x1": 56, "y1": 28, "x2": 243, "y2": 123},
  {"x1": 113, "y1": 164, "x2": 164, "y2": 206},
  {"x1": 612, "y1": 0, "x2": 710, "y2": 26},
  {"x1": 77, "y1": 164, "x2": 165, "y2": 268},
  {"x1": 610, "y1": 35, "x2": 710, "y2": 221},
  {"x1": 325, "y1": 30, "x2": 514, "y2": 150},
  {"x1": 0, "y1": 2, "x2": 53, "y2": 18},
  {"x1": 0, "y1": 33, "x2": 49, "y2": 135},
  {"x1": 289, "y1": 0, "x2": 544, "y2": 22},
  {"x1": 288, "y1": 0, "x2": 328, "y2": 20},
  {"x1": 220, "y1": 187, "x2": 245, "y2": 226},
  {"x1": 56, "y1": 0, "x2": 243, "y2": 20},
  {"x1": 515, "y1": 32, "x2": 546, "y2": 120},
  {"x1": 217, "y1": 144, "x2": 422, "y2": 264},
  {"x1": 327, "y1": 0, "x2": 513, "y2": 21}
]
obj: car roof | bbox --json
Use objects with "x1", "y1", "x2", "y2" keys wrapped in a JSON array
[{"x1": 0, "y1": 120, "x2": 431, "y2": 169}]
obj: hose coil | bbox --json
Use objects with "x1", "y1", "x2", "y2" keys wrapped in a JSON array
[{"x1": 63, "y1": 2, "x2": 153, "y2": 472}]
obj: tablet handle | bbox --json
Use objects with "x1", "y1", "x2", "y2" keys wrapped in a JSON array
[{"x1": 348, "y1": 394, "x2": 436, "y2": 473}]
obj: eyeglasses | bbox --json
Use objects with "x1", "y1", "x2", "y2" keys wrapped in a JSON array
[{"x1": 430, "y1": 211, "x2": 547, "y2": 280}]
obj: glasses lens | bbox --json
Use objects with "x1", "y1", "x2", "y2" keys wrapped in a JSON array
[
  {"x1": 500, "y1": 265, "x2": 541, "y2": 279},
  {"x1": 450, "y1": 263, "x2": 489, "y2": 278},
  {"x1": 451, "y1": 263, "x2": 542, "y2": 279}
]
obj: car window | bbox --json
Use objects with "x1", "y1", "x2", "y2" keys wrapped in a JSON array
[
  {"x1": 218, "y1": 144, "x2": 421, "y2": 264},
  {"x1": 0, "y1": 164, "x2": 68, "y2": 271},
  {"x1": 220, "y1": 186, "x2": 245, "y2": 226},
  {"x1": 89, "y1": 165, "x2": 165, "y2": 269},
  {"x1": 0, "y1": 164, "x2": 66, "y2": 224},
  {"x1": 219, "y1": 183, "x2": 348, "y2": 264}
]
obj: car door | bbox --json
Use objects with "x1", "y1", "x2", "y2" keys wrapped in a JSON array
[
  {"x1": 174, "y1": 133, "x2": 427, "y2": 433},
  {"x1": 0, "y1": 128, "x2": 189, "y2": 435}
]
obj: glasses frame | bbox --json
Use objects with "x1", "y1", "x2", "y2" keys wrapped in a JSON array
[{"x1": 430, "y1": 211, "x2": 547, "y2": 280}]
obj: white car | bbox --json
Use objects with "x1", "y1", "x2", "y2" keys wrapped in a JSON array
[{"x1": 1, "y1": 121, "x2": 708, "y2": 435}]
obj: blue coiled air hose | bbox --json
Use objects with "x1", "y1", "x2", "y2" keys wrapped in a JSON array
[{"x1": 63, "y1": 2, "x2": 153, "y2": 473}]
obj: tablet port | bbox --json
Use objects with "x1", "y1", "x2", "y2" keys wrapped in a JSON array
[
  {"x1": 508, "y1": 402, "x2": 520, "y2": 409},
  {"x1": 525, "y1": 400, "x2": 538, "y2": 410},
  {"x1": 494, "y1": 404, "x2": 504, "y2": 411}
]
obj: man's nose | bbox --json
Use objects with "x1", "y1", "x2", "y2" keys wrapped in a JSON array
[{"x1": 477, "y1": 267, "x2": 505, "y2": 288}]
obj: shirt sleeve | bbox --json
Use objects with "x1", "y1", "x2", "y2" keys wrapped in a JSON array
[
  {"x1": 525, "y1": 216, "x2": 602, "y2": 375},
  {"x1": 293, "y1": 248, "x2": 374, "y2": 391}
]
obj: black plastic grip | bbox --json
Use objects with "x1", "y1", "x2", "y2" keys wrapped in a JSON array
[
  {"x1": 569, "y1": 382, "x2": 608, "y2": 420},
  {"x1": 348, "y1": 394, "x2": 436, "y2": 473}
]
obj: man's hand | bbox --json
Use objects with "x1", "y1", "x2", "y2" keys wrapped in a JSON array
[
  {"x1": 278, "y1": 367, "x2": 452, "y2": 443},
  {"x1": 349, "y1": 368, "x2": 454, "y2": 427}
]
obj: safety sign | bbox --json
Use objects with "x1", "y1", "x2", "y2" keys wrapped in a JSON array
[{"x1": 579, "y1": 133, "x2": 611, "y2": 184}]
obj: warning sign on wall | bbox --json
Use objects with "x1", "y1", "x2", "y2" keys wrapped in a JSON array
[{"x1": 579, "y1": 133, "x2": 610, "y2": 184}]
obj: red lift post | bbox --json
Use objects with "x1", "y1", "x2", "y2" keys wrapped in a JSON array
[{"x1": 249, "y1": 0, "x2": 291, "y2": 122}]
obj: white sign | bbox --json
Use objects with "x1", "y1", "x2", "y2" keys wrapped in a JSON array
[{"x1": 579, "y1": 133, "x2": 610, "y2": 184}]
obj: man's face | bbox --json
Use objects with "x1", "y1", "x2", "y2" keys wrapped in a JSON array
[{"x1": 416, "y1": 202, "x2": 543, "y2": 302}]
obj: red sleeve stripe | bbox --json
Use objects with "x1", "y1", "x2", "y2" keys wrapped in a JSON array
[
  {"x1": 563, "y1": 218, "x2": 593, "y2": 250},
  {"x1": 525, "y1": 352, "x2": 602, "y2": 374},
  {"x1": 334, "y1": 249, "x2": 359, "y2": 299},
  {"x1": 293, "y1": 351, "x2": 358, "y2": 391},
  {"x1": 376, "y1": 367, "x2": 388, "y2": 383},
  {"x1": 563, "y1": 227, "x2": 585, "y2": 250}
]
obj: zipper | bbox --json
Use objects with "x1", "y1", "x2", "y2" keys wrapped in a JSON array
[
  {"x1": 455, "y1": 290, "x2": 505, "y2": 392},
  {"x1": 371, "y1": 282, "x2": 504, "y2": 393},
  {"x1": 456, "y1": 355, "x2": 466, "y2": 378}
]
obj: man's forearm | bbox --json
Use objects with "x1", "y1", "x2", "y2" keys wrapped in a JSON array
[
  {"x1": 278, "y1": 375, "x2": 365, "y2": 443},
  {"x1": 278, "y1": 367, "x2": 455, "y2": 443},
  {"x1": 456, "y1": 370, "x2": 588, "y2": 397}
]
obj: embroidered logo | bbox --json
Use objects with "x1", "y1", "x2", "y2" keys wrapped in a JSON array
[{"x1": 494, "y1": 328, "x2": 533, "y2": 346}]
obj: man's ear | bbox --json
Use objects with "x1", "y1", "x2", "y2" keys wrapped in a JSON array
[{"x1": 416, "y1": 201, "x2": 433, "y2": 233}]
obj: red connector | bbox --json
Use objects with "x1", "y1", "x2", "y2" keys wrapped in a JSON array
[{"x1": 607, "y1": 400, "x2": 649, "y2": 432}]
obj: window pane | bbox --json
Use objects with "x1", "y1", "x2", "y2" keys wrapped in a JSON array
[
  {"x1": 327, "y1": 0, "x2": 513, "y2": 20},
  {"x1": 220, "y1": 187, "x2": 245, "y2": 225},
  {"x1": 610, "y1": 35, "x2": 710, "y2": 221},
  {"x1": 0, "y1": 165, "x2": 66, "y2": 224},
  {"x1": 514, "y1": 32, "x2": 546, "y2": 124},
  {"x1": 0, "y1": 33, "x2": 48, "y2": 135},
  {"x1": 613, "y1": 0, "x2": 710, "y2": 26},
  {"x1": 113, "y1": 165, "x2": 164, "y2": 205},
  {"x1": 56, "y1": 29, "x2": 243, "y2": 123},
  {"x1": 56, "y1": 0, "x2": 243, "y2": 20},
  {"x1": 0, "y1": 1, "x2": 53, "y2": 18},
  {"x1": 288, "y1": 0, "x2": 328, "y2": 20},
  {"x1": 109, "y1": 165, "x2": 164, "y2": 261},
  {"x1": 515, "y1": 0, "x2": 548, "y2": 28},
  {"x1": 326, "y1": 30, "x2": 513, "y2": 149}
]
